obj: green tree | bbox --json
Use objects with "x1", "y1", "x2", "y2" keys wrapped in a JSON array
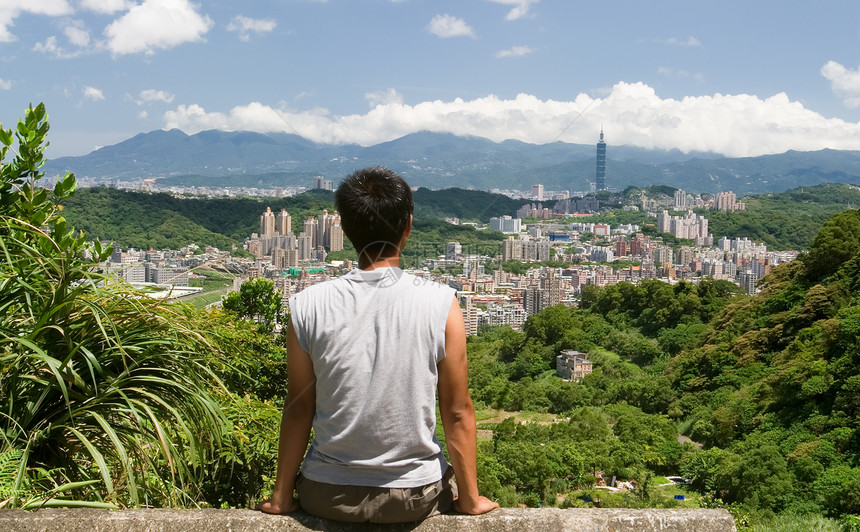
[
  {"x1": 222, "y1": 277, "x2": 283, "y2": 333},
  {"x1": 813, "y1": 465, "x2": 860, "y2": 517},
  {"x1": 803, "y1": 209, "x2": 860, "y2": 281},
  {"x1": 729, "y1": 444, "x2": 795, "y2": 512}
]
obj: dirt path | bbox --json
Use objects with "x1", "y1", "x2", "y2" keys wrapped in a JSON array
[{"x1": 475, "y1": 410, "x2": 559, "y2": 439}]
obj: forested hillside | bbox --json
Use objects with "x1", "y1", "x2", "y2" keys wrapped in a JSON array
[
  {"x1": 468, "y1": 210, "x2": 860, "y2": 525},
  {"x1": 705, "y1": 183, "x2": 860, "y2": 250},
  {"x1": 61, "y1": 186, "x2": 519, "y2": 251}
]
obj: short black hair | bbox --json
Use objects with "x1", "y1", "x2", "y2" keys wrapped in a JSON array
[{"x1": 335, "y1": 166, "x2": 413, "y2": 262}]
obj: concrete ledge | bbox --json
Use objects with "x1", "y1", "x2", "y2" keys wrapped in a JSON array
[{"x1": 0, "y1": 508, "x2": 736, "y2": 531}]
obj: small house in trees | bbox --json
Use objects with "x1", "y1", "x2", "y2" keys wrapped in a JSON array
[{"x1": 556, "y1": 349, "x2": 593, "y2": 381}]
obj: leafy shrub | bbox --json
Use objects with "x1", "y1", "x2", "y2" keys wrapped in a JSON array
[{"x1": 0, "y1": 105, "x2": 243, "y2": 508}]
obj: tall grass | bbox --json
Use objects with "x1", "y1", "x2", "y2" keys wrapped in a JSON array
[
  {"x1": 0, "y1": 104, "x2": 234, "y2": 507},
  {"x1": 746, "y1": 513, "x2": 844, "y2": 532}
]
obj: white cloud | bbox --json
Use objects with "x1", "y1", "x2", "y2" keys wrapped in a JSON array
[
  {"x1": 78, "y1": 0, "x2": 131, "y2": 14},
  {"x1": 0, "y1": 0, "x2": 74, "y2": 42},
  {"x1": 427, "y1": 14, "x2": 475, "y2": 39},
  {"x1": 64, "y1": 22, "x2": 90, "y2": 47},
  {"x1": 33, "y1": 25, "x2": 89, "y2": 58},
  {"x1": 104, "y1": 0, "x2": 214, "y2": 55},
  {"x1": 137, "y1": 88, "x2": 175, "y2": 104},
  {"x1": 486, "y1": 0, "x2": 538, "y2": 21},
  {"x1": 33, "y1": 35, "x2": 61, "y2": 54},
  {"x1": 496, "y1": 45, "x2": 534, "y2": 58},
  {"x1": 226, "y1": 15, "x2": 276, "y2": 41},
  {"x1": 365, "y1": 89, "x2": 403, "y2": 108},
  {"x1": 164, "y1": 102, "x2": 290, "y2": 133},
  {"x1": 662, "y1": 36, "x2": 701, "y2": 47},
  {"x1": 821, "y1": 60, "x2": 860, "y2": 109},
  {"x1": 83, "y1": 85, "x2": 104, "y2": 101},
  {"x1": 160, "y1": 82, "x2": 860, "y2": 157},
  {"x1": 138, "y1": 110, "x2": 148, "y2": 119},
  {"x1": 0, "y1": 77, "x2": 11, "y2": 90}
]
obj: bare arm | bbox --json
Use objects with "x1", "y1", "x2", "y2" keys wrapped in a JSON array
[
  {"x1": 258, "y1": 321, "x2": 316, "y2": 514},
  {"x1": 437, "y1": 299, "x2": 498, "y2": 515}
]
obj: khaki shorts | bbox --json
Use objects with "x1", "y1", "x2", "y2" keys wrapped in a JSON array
[{"x1": 296, "y1": 467, "x2": 457, "y2": 523}]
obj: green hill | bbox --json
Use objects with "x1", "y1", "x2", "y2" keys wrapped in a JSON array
[
  {"x1": 704, "y1": 183, "x2": 860, "y2": 250},
  {"x1": 61, "y1": 187, "x2": 521, "y2": 251},
  {"x1": 664, "y1": 209, "x2": 860, "y2": 516},
  {"x1": 464, "y1": 208, "x2": 860, "y2": 520}
]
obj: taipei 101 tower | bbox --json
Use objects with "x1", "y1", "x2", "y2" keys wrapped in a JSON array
[{"x1": 595, "y1": 128, "x2": 606, "y2": 191}]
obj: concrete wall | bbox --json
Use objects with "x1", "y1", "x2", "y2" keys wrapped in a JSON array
[{"x1": 0, "y1": 508, "x2": 736, "y2": 531}]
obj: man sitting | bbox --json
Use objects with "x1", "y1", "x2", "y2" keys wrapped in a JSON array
[{"x1": 258, "y1": 166, "x2": 498, "y2": 522}]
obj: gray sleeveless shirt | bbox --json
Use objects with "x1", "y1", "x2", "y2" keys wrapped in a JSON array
[{"x1": 289, "y1": 267, "x2": 455, "y2": 488}]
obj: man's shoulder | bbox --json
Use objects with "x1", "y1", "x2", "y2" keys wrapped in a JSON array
[{"x1": 290, "y1": 276, "x2": 346, "y2": 303}]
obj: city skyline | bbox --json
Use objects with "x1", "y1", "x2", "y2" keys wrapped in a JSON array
[{"x1": 1, "y1": 1, "x2": 859, "y2": 159}]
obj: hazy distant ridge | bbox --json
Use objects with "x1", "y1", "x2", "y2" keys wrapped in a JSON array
[{"x1": 45, "y1": 130, "x2": 860, "y2": 195}]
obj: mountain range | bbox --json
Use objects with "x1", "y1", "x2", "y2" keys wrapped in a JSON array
[{"x1": 44, "y1": 129, "x2": 860, "y2": 195}]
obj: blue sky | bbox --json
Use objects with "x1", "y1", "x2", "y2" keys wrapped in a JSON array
[{"x1": 2, "y1": 0, "x2": 860, "y2": 158}]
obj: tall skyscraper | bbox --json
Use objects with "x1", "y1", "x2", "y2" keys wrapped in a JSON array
[
  {"x1": 303, "y1": 217, "x2": 317, "y2": 249},
  {"x1": 674, "y1": 189, "x2": 686, "y2": 210},
  {"x1": 297, "y1": 233, "x2": 314, "y2": 260},
  {"x1": 329, "y1": 221, "x2": 344, "y2": 252},
  {"x1": 276, "y1": 209, "x2": 292, "y2": 235},
  {"x1": 595, "y1": 128, "x2": 606, "y2": 191},
  {"x1": 260, "y1": 207, "x2": 275, "y2": 237},
  {"x1": 462, "y1": 297, "x2": 478, "y2": 336}
]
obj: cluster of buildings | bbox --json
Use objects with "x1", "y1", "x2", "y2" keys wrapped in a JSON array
[
  {"x1": 104, "y1": 244, "x2": 237, "y2": 287},
  {"x1": 88, "y1": 174, "x2": 343, "y2": 200},
  {"x1": 103, "y1": 245, "x2": 245, "y2": 299},
  {"x1": 103, "y1": 181, "x2": 788, "y2": 343},
  {"x1": 218, "y1": 202, "x2": 791, "y2": 338},
  {"x1": 247, "y1": 207, "x2": 344, "y2": 267},
  {"x1": 517, "y1": 203, "x2": 554, "y2": 220},
  {"x1": 127, "y1": 179, "x2": 308, "y2": 199},
  {"x1": 713, "y1": 191, "x2": 746, "y2": 212},
  {"x1": 105, "y1": 247, "x2": 204, "y2": 286},
  {"x1": 657, "y1": 209, "x2": 713, "y2": 246},
  {"x1": 673, "y1": 188, "x2": 746, "y2": 212},
  {"x1": 312, "y1": 176, "x2": 334, "y2": 191},
  {"x1": 438, "y1": 198, "x2": 795, "y2": 334}
]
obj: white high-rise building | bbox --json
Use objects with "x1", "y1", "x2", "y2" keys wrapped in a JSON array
[
  {"x1": 297, "y1": 233, "x2": 314, "y2": 260},
  {"x1": 674, "y1": 189, "x2": 686, "y2": 210},
  {"x1": 329, "y1": 222, "x2": 344, "y2": 252},
  {"x1": 462, "y1": 297, "x2": 479, "y2": 337},
  {"x1": 490, "y1": 215, "x2": 522, "y2": 234},
  {"x1": 260, "y1": 207, "x2": 276, "y2": 237},
  {"x1": 276, "y1": 209, "x2": 292, "y2": 235}
]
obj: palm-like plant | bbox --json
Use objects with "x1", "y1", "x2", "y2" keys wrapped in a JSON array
[{"x1": 0, "y1": 104, "x2": 231, "y2": 507}]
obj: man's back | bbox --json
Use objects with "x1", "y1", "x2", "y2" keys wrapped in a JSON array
[
  {"x1": 289, "y1": 267, "x2": 455, "y2": 488},
  {"x1": 258, "y1": 166, "x2": 497, "y2": 521}
]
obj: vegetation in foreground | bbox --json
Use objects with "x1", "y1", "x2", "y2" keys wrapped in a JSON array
[{"x1": 1, "y1": 106, "x2": 285, "y2": 509}]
